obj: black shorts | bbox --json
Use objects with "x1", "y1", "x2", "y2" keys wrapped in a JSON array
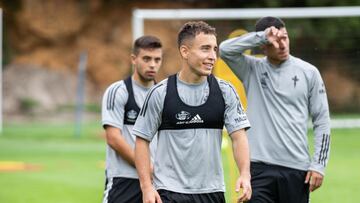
[
  {"x1": 158, "y1": 189, "x2": 225, "y2": 203},
  {"x1": 103, "y1": 177, "x2": 142, "y2": 203},
  {"x1": 247, "y1": 162, "x2": 309, "y2": 203}
]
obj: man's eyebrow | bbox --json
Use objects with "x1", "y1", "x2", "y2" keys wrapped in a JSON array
[{"x1": 200, "y1": 44, "x2": 212, "y2": 48}]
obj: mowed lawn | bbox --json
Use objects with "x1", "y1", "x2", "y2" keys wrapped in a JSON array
[{"x1": 0, "y1": 122, "x2": 359, "y2": 203}]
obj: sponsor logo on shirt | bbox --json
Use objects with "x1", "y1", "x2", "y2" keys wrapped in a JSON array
[
  {"x1": 235, "y1": 115, "x2": 248, "y2": 123},
  {"x1": 126, "y1": 109, "x2": 138, "y2": 121},
  {"x1": 175, "y1": 112, "x2": 204, "y2": 124},
  {"x1": 175, "y1": 111, "x2": 191, "y2": 121}
]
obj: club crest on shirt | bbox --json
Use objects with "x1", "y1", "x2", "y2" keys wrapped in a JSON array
[
  {"x1": 175, "y1": 111, "x2": 191, "y2": 121},
  {"x1": 261, "y1": 72, "x2": 269, "y2": 88},
  {"x1": 237, "y1": 103, "x2": 245, "y2": 115},
  {"x1": 292, "y1": 75, "x2": 299, "y2": 88},
  {"x1": 126, "y1": 109, "x2": 138, "y2": 121}
]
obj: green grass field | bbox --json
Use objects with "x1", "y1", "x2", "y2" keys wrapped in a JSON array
[{"x1": 0, "y1": 122, "x2": 359, "y2": 203}]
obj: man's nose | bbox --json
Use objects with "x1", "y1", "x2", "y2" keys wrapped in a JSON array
[
  {"x1": 149, "y1": 60, "x2": 156, "y2": 68},
  {"x1": 279, "y1": 40, "x2": 286, "y2": 49},
  {"x1": 208, "y1": 50, "x2": 217, "y2": 61}
]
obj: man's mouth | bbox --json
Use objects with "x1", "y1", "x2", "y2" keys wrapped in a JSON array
[{"x1": 203, "y1": 63, "x2": 214, "y2": 70}]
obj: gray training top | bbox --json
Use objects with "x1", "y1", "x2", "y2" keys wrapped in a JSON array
[
  {"x1": 219, "y1": 31, "x2": 331, "y2": 175},
  {"x1": 101, "y1": 77, "x2": 157, "y2": 179},
  {"x1": 133, "y1": 74, "x2": 250, "y2": 194}
]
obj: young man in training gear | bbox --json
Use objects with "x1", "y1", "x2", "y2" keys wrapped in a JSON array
[
  {"x1": 220, "y1": 16, "x2": 331, "y2": 203},
  {"x1": 134, "y1": 21, "x2": 252, "y2": 203},
  {"x1": 101, "y1": 35, "x2": 163, "y2": 203}
]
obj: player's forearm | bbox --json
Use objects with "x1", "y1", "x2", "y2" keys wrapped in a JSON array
[
  {"x1": 219, "y1": 31, "x2": 266, "y2": 58},
  {"x1": 310, "y1": 123, "x2": 331, "y2": 175},
  {"x1": 231, "y1": 130, "x2": 251, "y2": 177},
  {"x1": 310, "y1": 96, "x2": 331, "y2": 174},
  {"x1": 105, "y1": 127, "x2": 135, "y2": 166},
  {"x1": 135, "y1": 137, "x2": 153, "y2": 190},
  {"x1": 219, "y1": 32, "x2": 266, "y2": 80}
]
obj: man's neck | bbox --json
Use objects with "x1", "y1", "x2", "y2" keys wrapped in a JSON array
[
  {"x1": 132, "y1": 74, "x2": 154, "y2": 88},
  {"x1": 178, "y1": 68, "x2": 207, "y2": 84},
  {"x1": 267, "y1": 57, "x2": 289, "y2": 67}
]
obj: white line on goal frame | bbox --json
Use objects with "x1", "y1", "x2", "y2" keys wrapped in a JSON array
[
  {"x1": 0, "y1": 9, "x2": 3, "y2": 134},
  {"x1": 132, "y1": 6, "x2": 360, "y2": 40}
]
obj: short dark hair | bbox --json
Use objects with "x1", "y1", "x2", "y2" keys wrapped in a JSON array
[
  {"x1": 177, "y1": 21, "x2": 216, "y2": 48},
  {"x1": 255, "y1": 16, "x2": 285, "y2": 32},
  {"x1": 132, "y1": 35, "x2": 162, "y2": 55}
]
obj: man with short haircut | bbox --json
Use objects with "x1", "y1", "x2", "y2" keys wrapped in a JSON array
[
  {"x1": 134, "y1": 21, "x2": 252, "y2": 203},
  {"x1": 220, "y1": 16, "x2": 331, "y2": 203},
  {"x1": 101, "y1": 35, "x2": 163, "y2": 203}
]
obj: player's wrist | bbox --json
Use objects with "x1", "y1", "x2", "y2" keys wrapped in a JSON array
[
  {"x1": 140, "y1": 180, "x2": 154, "y2": 191},
  {"x1": 239, "y1": 171, "x2": 251, "y2": 180}
]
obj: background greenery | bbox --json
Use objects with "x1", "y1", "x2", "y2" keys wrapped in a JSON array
[{"x1": 0, "y1": 121, "x2": 359, "y2": 202}]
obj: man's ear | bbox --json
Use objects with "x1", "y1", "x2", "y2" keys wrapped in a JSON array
[
  {"x1": 179, "y1": 45, "x2": 189, "y2": 59},
  {"x1": 131, "y1": 54, "x2": 137, "y2": 65}
]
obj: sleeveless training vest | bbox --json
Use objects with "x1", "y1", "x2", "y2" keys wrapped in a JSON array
[
  {"x1": 158, "y1": 74, "x2": 225, "y2": 130},
  {"x1": 124, "y1": 77, "x2": 140, "y2": 125}
]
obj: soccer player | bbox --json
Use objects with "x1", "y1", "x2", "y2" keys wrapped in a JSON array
[
  {"x1": 133, "y1": 21, "x2": 252, "y2": 203},
  {"x1": 219, "y1": 16, "x2": 331, "y2": 203},
  {"x1": 101, "y1": 35, "x2": 163, "y2": 203}
]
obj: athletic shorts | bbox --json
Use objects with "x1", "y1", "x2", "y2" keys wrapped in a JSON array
[
  {"x1": 102, "y1": 177, "x2": 142, "y2": 203},
  {"x1": 247, "y1": 162, "x2": 309, "y2": 203},
  {"x1": 158, "y1": 189, "x2": 225, "y2": 203}
]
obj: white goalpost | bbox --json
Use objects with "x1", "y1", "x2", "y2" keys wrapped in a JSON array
[
  {"x1": 131, "y1": 6, "x2": 360, "y2": 128},
  {"x1": 0, "y1": 9, "x2": 3, "y2": 134},
  {"x1": 132, "y1": 6, "x2": 360, "y2": 40}
]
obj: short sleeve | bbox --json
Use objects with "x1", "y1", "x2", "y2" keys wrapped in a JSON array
[
  {"x1": 101, "y1": 81, "x2": 127, "y2": 130},
  {"x1": 132, "y1": 82, "x2": 166, "y2": 141},
  {"x1": 218, "y1": 79, "x2": 251, "y2": 134}
]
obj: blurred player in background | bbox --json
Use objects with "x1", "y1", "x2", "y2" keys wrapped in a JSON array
[
  {"x1": 101, "y1": 35, "x2": 163, "y2": 203},
  {"x1": 220, "y1": 16, "x2": 331, "y2": 203},
  {"x1": 134, "y1": 21, "x2": 252, "y2": 203}
]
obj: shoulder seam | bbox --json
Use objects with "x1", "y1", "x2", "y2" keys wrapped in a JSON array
[
  {"x1": 139, "y1": 83, "x2": 164, "y2": 116},
  {"x1": 107, "y1": 82, "x2": 125, "y2": 110}
]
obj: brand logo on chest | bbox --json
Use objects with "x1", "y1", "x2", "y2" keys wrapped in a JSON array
[
  {"x1": 175, "y1": 111, "x2": 204, "y2": 125},
  {"x1": 189, "y1": 114, "x2": 204, "y2": 123}
]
